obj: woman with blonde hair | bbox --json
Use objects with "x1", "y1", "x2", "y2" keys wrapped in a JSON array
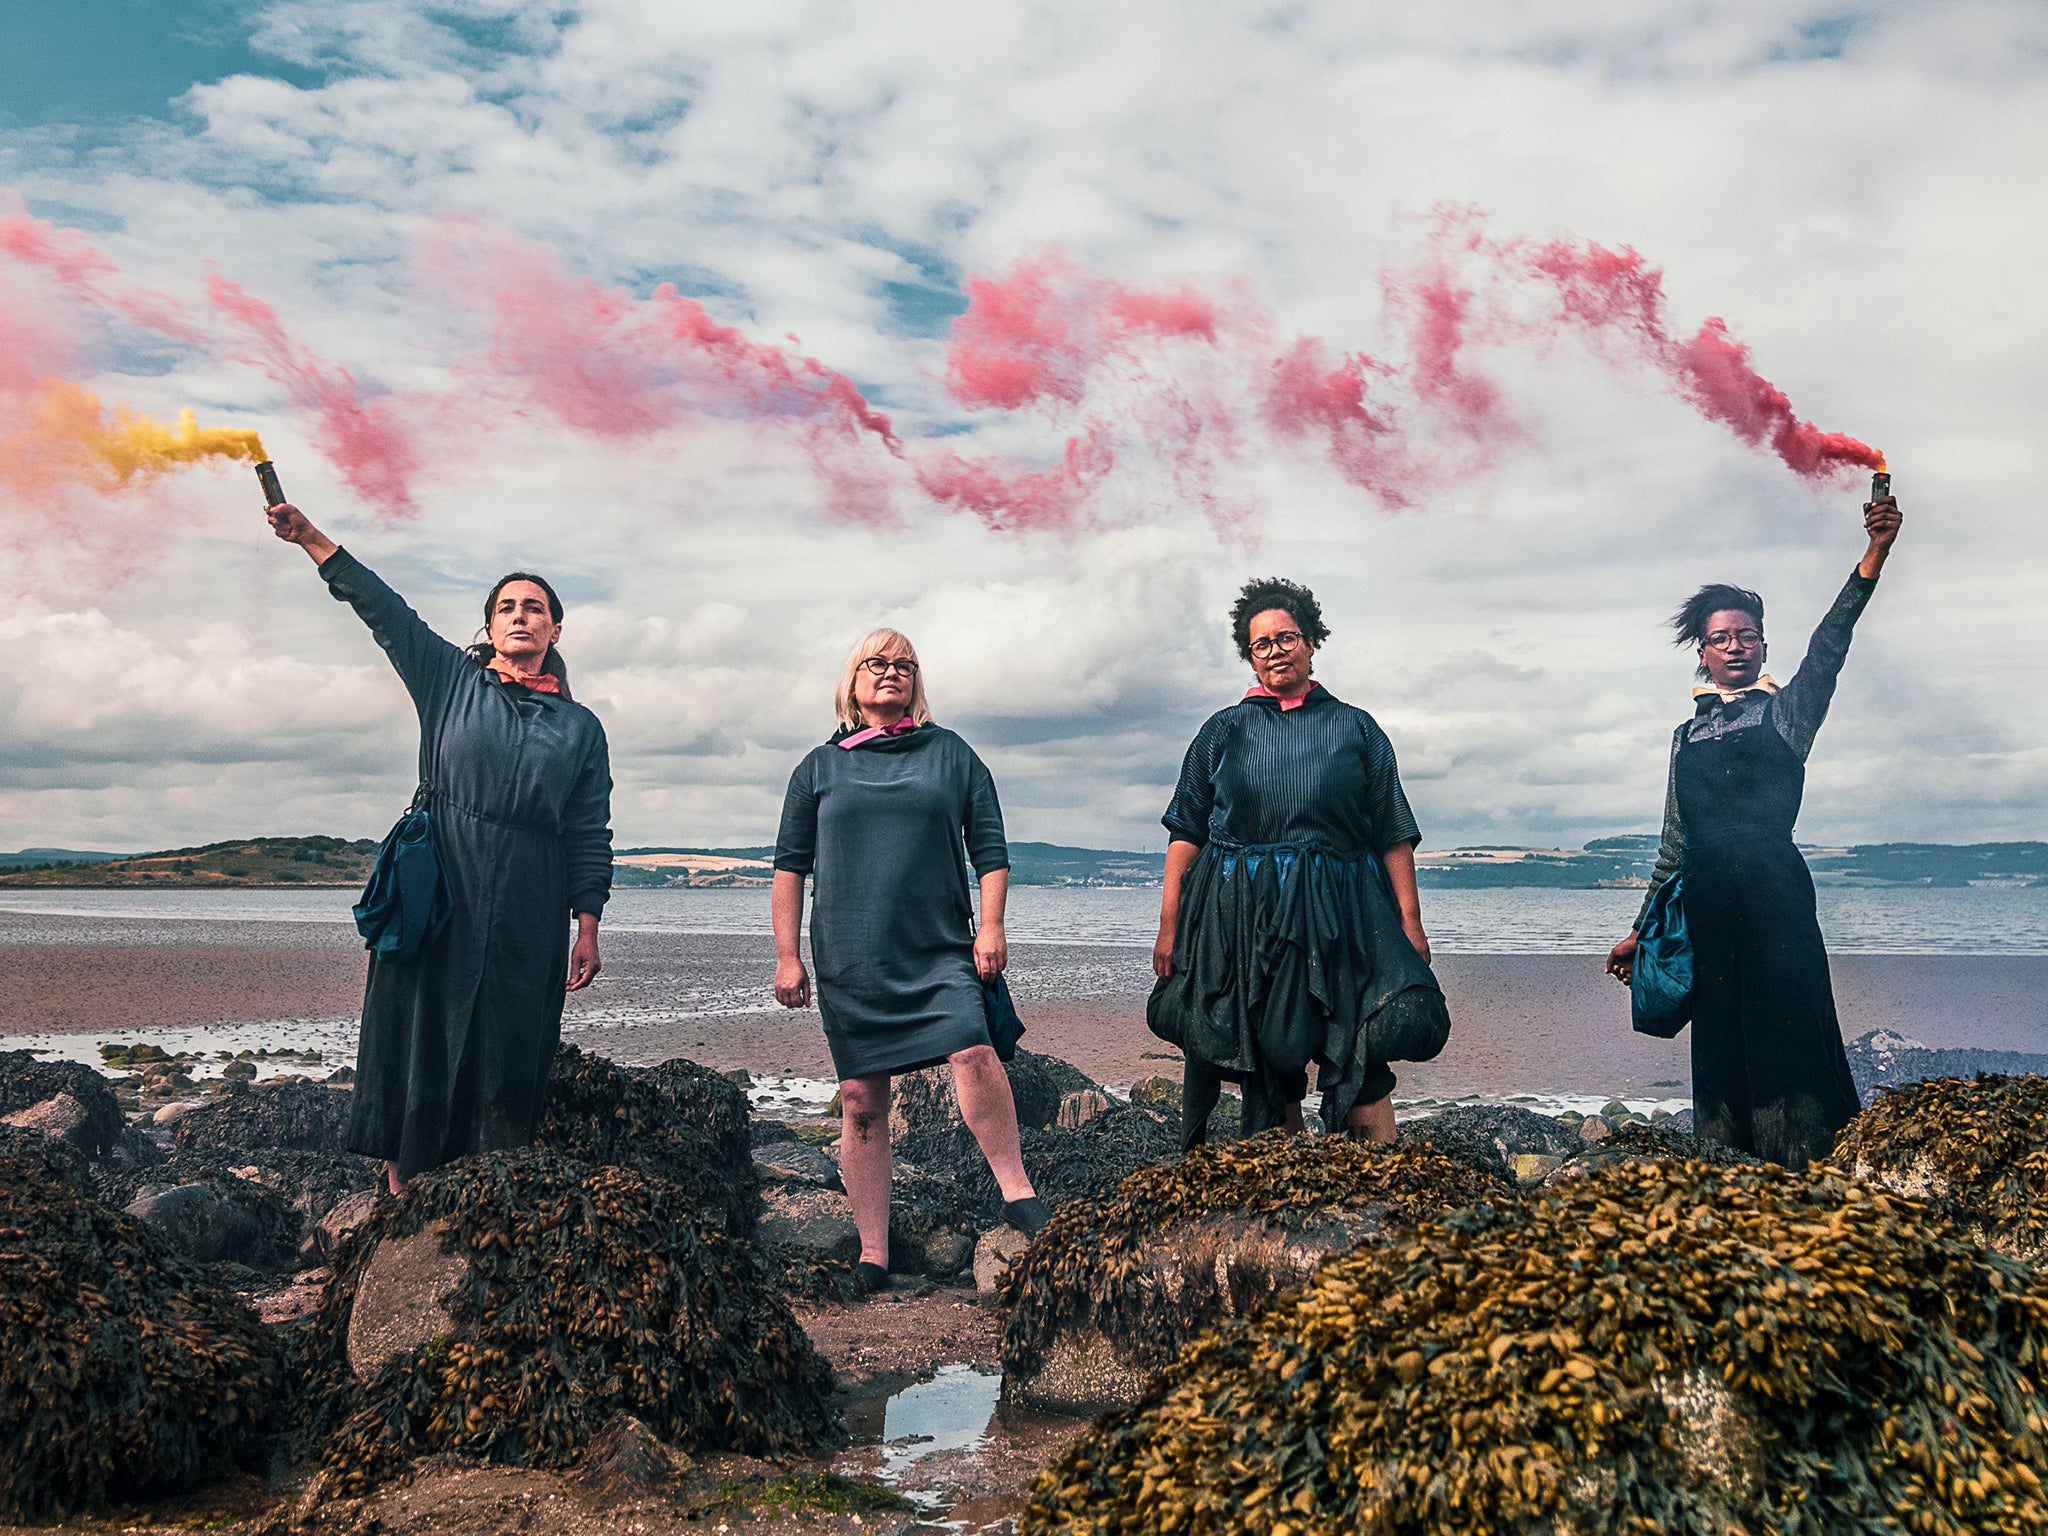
[{"x1": 772, "y1": 628, "x2": 1047, "y2": 1293}]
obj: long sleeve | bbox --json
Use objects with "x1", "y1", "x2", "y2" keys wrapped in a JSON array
[
  {"x1": 319, "y1": 547, "x2": 470, "y2": 729},
  {"x1": 1770, "y1": 569, "x2": 1877, "y2": 761},
  {"x1": 963, "y1": 752, "x2": 1010, "y2": 877},
  {"x1": 773, "y1": 754, "x2": 820, "y2": 875},
  {"x1": 1162, "y1": 713, "x2": 1228, "y2": 845},
  {"x1": 562, "y1": 728, "x2": 614, "y2": 917},
  {"x1": 1635, "y1": 727, "x2": 1687, "y2": 929}
]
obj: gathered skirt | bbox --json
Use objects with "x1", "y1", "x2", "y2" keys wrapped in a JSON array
[{"x1": 1147, "y1": 843, "x2": 1449, "y2": 1141}]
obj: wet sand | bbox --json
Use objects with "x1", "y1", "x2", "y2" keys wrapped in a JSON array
[{"x1": 5, "y1": 908, "x2": 2044, "y2": 1102}]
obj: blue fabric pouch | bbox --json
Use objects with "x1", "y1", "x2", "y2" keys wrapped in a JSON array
[
  {"x1": 1631, "y1": 874, "x2": 1694, "y2": 1038},
  {"x1": 353, "y1": 788, "x2": 450, "y2": 966},
  {"x1": 983, "y1": 972, "x2": 1026, "y2": 1062}
]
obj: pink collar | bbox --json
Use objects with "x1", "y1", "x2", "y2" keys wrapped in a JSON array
[
  {"x1": 1244, "y1": 680, "x2": 1321, "y2": 712},
  {"x1": 838, "y1": 718, "x2": 921, "y2": 749}
]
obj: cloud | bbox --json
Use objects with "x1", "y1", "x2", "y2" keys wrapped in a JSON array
[{"x1": 0, "y1": 0, "x2": 2043, "y2": 854}]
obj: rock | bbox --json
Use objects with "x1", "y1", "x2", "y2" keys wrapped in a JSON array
[
  {"x1": 1834, "y1": 1073, "x2": 2048, "y2": 1261},
  {"x1": 1398, "y1": 1106, "x2": 1576, "y2": 1185},
  {"x1": 123, "y1": 1177, "x2": 302, "y2": 1270},
  {"x1": 1543, "y1": 1122, "x2": 1763, "y2": 1187},
  {"x1": 1058, "y1": 1089, "x2": 1111, "y2": 1130},
  {"x1": 2, "y1": 1092, "x2": 92, "y2": 1149},
  {"x1": 325, "y1": 1066, "x2": 357, "y2": 1085},
  {"x1": 316, "y1": 1188, "x2": 382, "y2": 1261},
  {"x1": 1600, "y1": 1099, "x2": 1631, "y2": 1120},
  {"x1": 974, "y1": 1226, "x2": 1031, "y2": 1293},
  {"x1": 167, "y1": 1078, "x2": 353, "y2": 1155},
  {"x1": 758, "y1": 1183, "x2": 861, "y2": 1265},
  {"x1": 344, "y1": 1222, "x2": 469, "y2": 1377},
  {"x1": 153, "y1": 1100, "x2": 198, "y2": 1126},
  {"x1": 577, "y1": 1413, "x2": 694, "y2": 1504},
  {"x1": 1025, "y1": 1157, "x2": 2048, "y2": 1536},
  {"x1": 1, "y1": 1153, "x2": 284, "y2": 1520},
  {"x1": 914, "y1": 1103, "x2": 1181, "y2": 1229},
  {"x1": 1511, "y1": 1152, "x2": 1565, "y2": 1183},
  {"x1": 1579, "y1": 1114, "x2": 1612, "y2": 1144},
  {"x1": 891, "y1": 1048, "x2": 1097, "y2": 1167},
  {"x1": 751, "y1": 1138, "x2": 842, "y2": 1189},
  {"x1": 299, "y1": 1150, "x2": 839, "y2": 1494},
  {"x1": 915, "y1": 1226, "x2": 974, "y2": 1275},
  {"x1": 1128, "y1": 1075, "x2": 1180, "y2": 1108},
  {"x1": 0, "y1": 1050, "x2": 125, "y2": 1157},
  {"x1": 750, "y1": 1118, "x2": 799, "y2": 1146},
  {"x1": 221, "y1": 1060, "x2": 258, "y2": 1082},
  {"x1": 885, "y1": 1163, "x2": 976, "y2": 1277},
  {"x1": 999, "y1": 1136, "x2": 1508, "y2": 1416}
]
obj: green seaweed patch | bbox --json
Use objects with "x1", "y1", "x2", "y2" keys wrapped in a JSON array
[
  {"x1": 998, "y1": 1134, "x2": 1508, "y2": 1377},
  {"x1": 785, "y1": 1121, "x2": 842, "y2": 1148},
  {"x1": 1024, "y1": 1157, "x2": 2048, "y2": 1536},
  {"x1": 1835, "y1": 1071, "x2": 2048, "y2": 1259},
  {"x1": 719, "y1": 1472, "x2": 914, "y2": 1517}
]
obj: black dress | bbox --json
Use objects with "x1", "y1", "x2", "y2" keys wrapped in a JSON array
[
  {"x1": 1638, "y1": 569, "x2": 1877, "y2": 1167},
  {"x1": 1148, "y1": 685, "x2": 1448, "y2": 1144},
  {"x1": 321, "y1": 549, "x2": 614, "y2": 1177},
  {"x1": 773, "y1": 724, "x2": 1009, "y2": 1081}
]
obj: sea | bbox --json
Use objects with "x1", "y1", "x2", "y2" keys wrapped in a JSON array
[{"x1": 2, "y1": 882, "x2": 2044, "y2": 953}]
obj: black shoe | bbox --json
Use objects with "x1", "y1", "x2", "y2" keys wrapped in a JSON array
[
  {"x1": 1003, "y1": 1196, "x2": 1053, "y2": 1238},
  {"x1": 852, "y1": 1260, "x2": 890, "y2": 1296}
]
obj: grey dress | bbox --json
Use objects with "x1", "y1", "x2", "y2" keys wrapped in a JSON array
[
  {"x1": 774, "y1": 724, "x2": 1009, "y2": 1080},
  {"x1": 321, "y1": 548, "x2": 614, "y2": 1177}
]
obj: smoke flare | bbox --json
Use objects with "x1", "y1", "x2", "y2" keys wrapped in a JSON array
[{"x1": 1, "y1": 379, "x2": 266, "y2": 501}]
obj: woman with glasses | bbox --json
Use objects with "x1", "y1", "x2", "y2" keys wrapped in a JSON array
[
  {"x1": 1149, "y1": 577, "x2": 1449, "y2": 1149},
  {"x1": 772, "y1": 629, "x2": 1049, "y2": 1294},
  {"x1": 1606, "y1": 493, "x2": 1904, "y2": 1166}
]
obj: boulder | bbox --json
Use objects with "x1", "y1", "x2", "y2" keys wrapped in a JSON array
[
  {"x1": 891, "y1": 1048, "x2": 1096, "y2": 1168},
  {"x1": 1833, "y1": 1072, "x2": 2048, "y2": 1261},
  {"x1": 758, "y1": 1184, "x2": 862, "y2": 1265},
  {"x1": 0, "y1": 1152, "x2": 285, "y2": 1520},
  {"x1": 1026, "y1": 1158, "x2": 2048, "y2": 1536},
  {"x1": 577, "y1": 1413, "x2": 695, "y2": 1505},
  {"x1": 166, "y1": 1078, "x2": 352, "y2": 1154},
  {"x1": 123, "y1": 1175, "x2": 303, "y2": 1270},
  {"x1": 343, "y1": 1222, "x2": 469, "y2": 1377},
  {"x1": 1543, "y1": 1122, "x2": 1763, "y2": 1187},
  {"x1": 2, "y1": 1091, "x2": 93, "y2": 1149},
  {"x1": 0, "y1": 1050, "x2": 125, "y2": 1156},
  {"x1": 315, "y1": 1188, "x2": 382, "y2": 1261},
  {"x1": 295, "y1": 1150, "x2": 839, "y2": 1498},
  {"x1": 751, "y1": 1138, "x2": 842, "y2": 1189},
  {"x1": 1058, "y1": 1089, "x2": 1111, "y2": 1130},
  {"x1": 973, "y1": 1226, "x2": 1031, "y2": 1294},
  {"x1": 1398, "y1": 1105, "x2": 1575, "y2": 1186},
  {"x1": 1578, "y1": 1114, "x2": 1612, "y2": 1144},
  {"x1": 999, "y1": 1135, "x2": 1509, "y2": 1415}
]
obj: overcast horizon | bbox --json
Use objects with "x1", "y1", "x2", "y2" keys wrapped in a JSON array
[{"x1": 3, "y1": 2, "x2": 2043, "y2": 857}]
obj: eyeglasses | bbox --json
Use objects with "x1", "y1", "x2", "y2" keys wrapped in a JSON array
[
  {"x1": 1249, "y1": 631, "x2": 1307, "y2": 659},
  {"x1": 858, "y1": 657, "x2": 919, "y2": 678},
  {"x1": 1702, "y1": 629, "x2": 1764, "y2": 650}
]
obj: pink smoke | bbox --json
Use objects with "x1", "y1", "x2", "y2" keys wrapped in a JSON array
[
  {"x1": 204, "y1": 276, "x2": 422, "y2": 517},
  {"x1": 914, "y1": 430, "x2": 1115, "y2": 533}
]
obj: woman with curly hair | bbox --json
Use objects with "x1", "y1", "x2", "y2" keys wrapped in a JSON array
[
  {"x1": 1149, "y1": 578, "x2": 1449, "y2": 1147},
  {"x1": 1607, "y1": 493, "x2": 1905, "y2": 1167}
]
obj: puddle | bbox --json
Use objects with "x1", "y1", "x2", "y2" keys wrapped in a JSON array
[
  {"x1": 16, "y1": 1018, "x2": 360, "y2": 1081},
  {"x1": 877, "y1": 1365, "x2": 1003, "y2": 1485}
]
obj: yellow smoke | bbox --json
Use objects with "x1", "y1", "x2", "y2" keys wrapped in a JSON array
[{"x1": 2, "y1": 378, "x2": 265, "y2": 497}]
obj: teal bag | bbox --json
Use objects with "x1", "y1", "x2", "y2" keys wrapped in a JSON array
[
  {"x1": 1631, "y1": 875, "x2": 1693, "y2": 1038},
  {"x1": 353, "y1": 786, "x2": 450, "y2": 966},
  {"x1": 983, "y1": 973, "x2": 1026, "y2": 1061}
]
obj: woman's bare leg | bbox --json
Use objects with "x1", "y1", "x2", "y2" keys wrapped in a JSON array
[
  {"x1": 838, "y1": 1074, "x2": 893, "y2": 1267},
  {"x1": 1281, "y1": 1101, "x2": 1307, "y2": 1133},
  {"x1": 1345, "y1": 1093, "x2": 1396, "y2": 1143},
  {"x1": 950, "y1": 1045, "x2": 1036, "y2": 1202},
  {"x1": 383, "y1": 1159, "x2": 403, "y2": 1196}
]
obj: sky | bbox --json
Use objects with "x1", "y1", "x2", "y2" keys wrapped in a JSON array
[{"x1": 1, "y1": 0, "x2": 2044, "y2": 856}]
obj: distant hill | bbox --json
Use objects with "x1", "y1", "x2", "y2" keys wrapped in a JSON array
[
  {"x1": 0, "y1": 836, "x2": 377, "y2": 887},
  {"x1": 0, "y1": 848, "x2": 126, "y2": 869},
  {"x1": 1416, "y1": 839, "x2": 2048, "y2": 890}
]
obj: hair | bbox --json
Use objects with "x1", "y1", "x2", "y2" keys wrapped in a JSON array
[
  {"x1": 468, "y1": 571, "x2": 572, "y2": 700},
  {"x1": 835, "y1": 627, "x2": 934, "y2": 730},
  {"x1": 1671, "y1": 582, "x2": 1765, "y2": 680},
  {"x1": 1230, "y1": 576, "x2": 1330, "y2": 663}
]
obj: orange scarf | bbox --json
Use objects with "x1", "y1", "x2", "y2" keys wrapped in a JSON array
[{"x1": 486, "y1": 657, "x2": 561, "y2": 694}]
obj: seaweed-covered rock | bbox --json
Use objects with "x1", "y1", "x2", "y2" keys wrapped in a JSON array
[
  {"x1": 535, "y1": 1046, "x2": 758, "y2": 1236},
  {"x1": 123, "y1": 1175, "x2": 303, "y2": 1270},
  {"x1": 1835, "y1": 1072, "x2": 2048, "y2": 1260},
  {"x1": 892, "y1": 1049, "x2": 1097, "y2": 1168},
  {"x1": 1397, "y1": 1106, "x2": 1575, "y2": 1186},
  {"x1": 1542, "y1": 1120, "x2": 1763, "y2": 1186},
  {"x1": 97, "y1": 1146, "x2": 379, "y2": 1238},
  {"x1": 166, "y1": 1077, "x2": 353, "y2": 1154},
  {"x1": 0, "y1": 1152, "x2": 286, "y2": 1520},
  {"x1": 1026, "y1": 1158, "x2": 2048, "y2": 1536},
  {"x1": 927, "y1": 1104, "x2": 1183, "y2": 1231},
  {"x1": 0, "y1": 1049, "x2": 125, "y2": 1156},
  {"x1": 297, "y1": 1149, "x2": 838, "y2": 1495},
  {"x1": 999, "y1": 1134, "x2": 1507, "y2": 1415}
]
